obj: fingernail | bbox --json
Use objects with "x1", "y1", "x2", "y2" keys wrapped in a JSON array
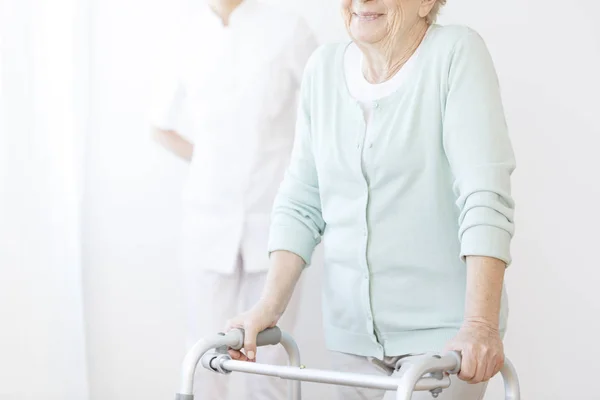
[{"x1": 248, "y1": 351, "x2": 255, "y2": 360}]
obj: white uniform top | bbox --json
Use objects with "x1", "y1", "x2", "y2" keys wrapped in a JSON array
[{"x1": 151, "y1": 0, "x2": 317, "y2": 274}]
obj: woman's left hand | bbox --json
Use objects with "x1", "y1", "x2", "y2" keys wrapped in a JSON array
[{"x1": 444, "y1": 321, "x2": 504, "y2": 384}]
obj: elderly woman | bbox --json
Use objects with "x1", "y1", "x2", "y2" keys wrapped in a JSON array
[{"x1": 227, "y1": 0, "x2": 516, "y2": 399}]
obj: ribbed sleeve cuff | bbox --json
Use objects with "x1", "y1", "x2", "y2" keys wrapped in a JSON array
[
  {"x1": 460, "y1": 225, "x2": 512, "y2": 266},
  {"x1": 268, "y1": 223, "x2": 319, "y2": 266}
]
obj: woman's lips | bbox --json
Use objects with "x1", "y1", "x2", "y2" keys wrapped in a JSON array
[{"x1": 353, "y1": 12, "x2": 384, "y2": 22}]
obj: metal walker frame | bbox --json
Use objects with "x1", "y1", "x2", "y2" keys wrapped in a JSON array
[{"x1": 175, "y1": 327, "x2": 520, "y2": 400}]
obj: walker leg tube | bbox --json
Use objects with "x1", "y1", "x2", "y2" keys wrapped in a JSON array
[
  {"x1": 500, "y1": 358, "x2": 521, "y2": 400},
  {"x1": 394, "y1": 367, "x2": 422, "y2": 400},
  {"x1": 280, "y1": 331, "x2": 302, "y2": 400}
]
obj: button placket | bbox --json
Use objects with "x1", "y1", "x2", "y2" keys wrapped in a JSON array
[
  {"x1": 354, "y1": 99, "x2": 379, "y2": 347},
  {"x1": 363, "y1": 103, "x2": 381, "y2": 175}
]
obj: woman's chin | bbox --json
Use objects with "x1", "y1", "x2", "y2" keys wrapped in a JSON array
[{"x1": 350, "y1": 24, "x2": 385, "y2": 45}]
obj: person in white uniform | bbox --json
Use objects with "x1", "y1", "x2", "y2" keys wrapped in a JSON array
[{"x1": 150, "y1": 1, "x2": 317, "y2": 399}]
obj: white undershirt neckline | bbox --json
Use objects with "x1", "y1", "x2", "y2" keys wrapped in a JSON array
[{"x1": 343, "y1": 42, "x2": 421, "y2": 113}]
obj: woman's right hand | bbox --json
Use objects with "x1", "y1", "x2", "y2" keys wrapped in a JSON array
[
  {"x1": 225, "y1": 251, "x2": 305, "y2": 361},
  {"x1": 224, "y1": 301, "x2": 282, "y2": 362}
]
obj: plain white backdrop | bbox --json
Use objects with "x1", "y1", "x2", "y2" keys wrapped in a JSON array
[
  {"x1": 1, "y1": 0, "x2": 89, "y2": 399},
  {"x1": 1, "y1": 0, "x2": 599, "y2": 399}
]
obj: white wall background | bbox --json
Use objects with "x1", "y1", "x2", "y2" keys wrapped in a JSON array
[
  {"x1": 0, "y1": 0, "x2": 90, "y2": 399},
  {"x1": 82, "y1": 1, "x2": 188, "y2": 399},
  {"x1": 81, "y1": 2, "x2": 600, "y2": 400}
]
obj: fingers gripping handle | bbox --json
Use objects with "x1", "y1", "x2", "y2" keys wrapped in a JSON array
[
  {"x1": 441, "y1": 351, "x2": 521, "y2": 400},
  {"x1": 228, "y1": 327, "x2": 283, "y2": 350}
]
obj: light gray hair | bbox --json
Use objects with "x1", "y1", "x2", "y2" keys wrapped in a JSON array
[{"x1": 427, "y1": 0, "x2": 447, "y2": 24}]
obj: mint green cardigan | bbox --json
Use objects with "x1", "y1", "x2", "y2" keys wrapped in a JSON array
[{"x1": 269, "y1": 25, "x2": 516, "y2": 358}]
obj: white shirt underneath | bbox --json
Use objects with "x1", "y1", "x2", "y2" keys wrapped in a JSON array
[{"x1": 344, "y1": 42, "x2": 420, "y2": 122}]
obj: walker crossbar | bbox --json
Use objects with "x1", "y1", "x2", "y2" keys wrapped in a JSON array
[{"x1": 175, "y1": 327, "x2": 521, "y2": 400}]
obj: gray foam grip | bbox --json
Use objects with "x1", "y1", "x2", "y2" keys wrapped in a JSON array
[
  {"x1": 256, "y1": 327, "x2": 282, "y2": 347},
  {"x1": 227, "y1": 327, "x2": 282, "y2": 350}
]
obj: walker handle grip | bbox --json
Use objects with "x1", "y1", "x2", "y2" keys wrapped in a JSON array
[
  {"x1": 256, "y1": 327, "x2": 283, "y2": 347},
  {"x1": 228, "y1": 327, "x2": 283, "y2": 350}
]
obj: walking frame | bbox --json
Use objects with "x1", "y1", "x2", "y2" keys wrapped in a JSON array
[{"x1": 175, "y1": 327, "x2": 520, "y2": 400}]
